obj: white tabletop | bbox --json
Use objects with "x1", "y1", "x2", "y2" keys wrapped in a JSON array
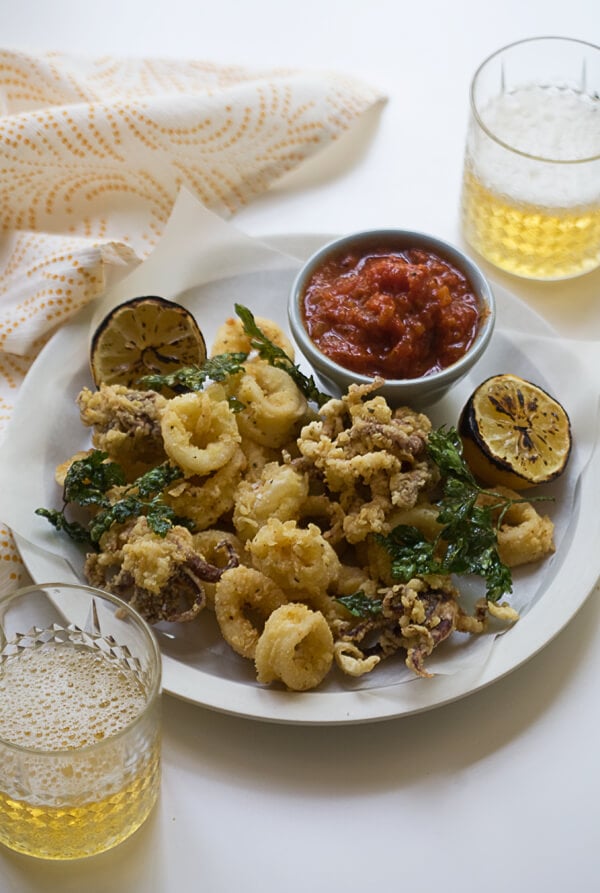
[{"x1": 2, "y1": 1, "x2": 600, "y2": 891}]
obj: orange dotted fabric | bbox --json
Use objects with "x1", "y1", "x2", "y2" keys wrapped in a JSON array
[{"x1": 0, "y1": 49, "x2": 383, "y2": 589}]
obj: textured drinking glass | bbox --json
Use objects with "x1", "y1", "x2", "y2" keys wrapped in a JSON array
[
  {"x1": 461, "y1": 37, "x2": 600, "y2": 280},
  {"x1": 0, "y1": 583, "x2": 161, "y2": 860}
]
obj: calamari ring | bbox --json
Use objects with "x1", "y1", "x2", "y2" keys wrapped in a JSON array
[
  {"x1": 233, "y1": 363, "x2": 307, "y2": 448},
  {"x1": 192, "y1": 529, "x2": 245, "y2": 610},
  {"x1": 248, "y1": 518, "x2": 341, "y2": 598},
  {"x1": 164, "y1": 445, "x2": 246, "y2": 531},
  {"x1": 335, "y1": 564, "x2": 379, "y2": 600},
  {"x1": 214, "y1": 566, "x2": 288, "y2": 659},
  {"x1": 386, "y1": 503, "x2": 443, "y2": 541},
  {"x1": 233, "y1": 461, "x2": 309, "y2": 542},
  {"x1": 494, "y1": 487, "x2": 555, "y2": 568},
  {"x1": 161, "y1": 390, "x2": 240, "y2": 477},
  {"x1": 239, "y1": 437, "x2": 282, "y2": 482},
  {"x1": 475, "y1": 485, "x2": 555, "y2": 568},
  {"x1": 255, "y1": 603, "x2": 334, "y2": 691},
  {"x1": 210, "y1": 315, "x2": 295, "y2": 359},
  {"x1": 297, "y1": 494, "x2": 346, "y2": 545}
]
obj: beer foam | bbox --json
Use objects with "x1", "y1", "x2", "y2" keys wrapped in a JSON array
[
  {"x1": 469, "y1": 85, "x2": 600, "y2": 207},
  {"x1": 0, "y1": 643, "x2": 147, "y2": 750},
  {"x1": 482, "y1": 85, "x2": 600, "y2": 161}
]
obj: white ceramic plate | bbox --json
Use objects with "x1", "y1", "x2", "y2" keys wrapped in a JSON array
[{"x1": 13, "y1": 233, "x2": 600, "y2": 725}]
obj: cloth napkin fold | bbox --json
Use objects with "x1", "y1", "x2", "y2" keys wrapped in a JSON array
[{"x1": 0, "y1": 48, "x2": 384, "y2": 591}]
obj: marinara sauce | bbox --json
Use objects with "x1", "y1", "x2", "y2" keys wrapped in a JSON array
[{"x1": 302, "y1": 244, "x2": 484, "y2": 380}]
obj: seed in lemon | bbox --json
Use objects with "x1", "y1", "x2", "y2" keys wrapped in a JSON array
[
  {"x1": 91, "y1": 296, "x2": 207, "y2": 388},
  {"x1": 458, "y1": 373, "x2": 572, "y2": 490}
]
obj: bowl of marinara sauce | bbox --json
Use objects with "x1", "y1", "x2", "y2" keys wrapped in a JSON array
[{"x1": 288, "y1": 229, "x2": 496, "y2": 407}]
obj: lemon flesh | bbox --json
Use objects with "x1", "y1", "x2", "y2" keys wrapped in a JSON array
[
  {"x1": 459, "y1": 373, "x2": 571, "y2": 490},
  {"x1": 91, "y1": 296, "x2": 207, "y2": 388}
]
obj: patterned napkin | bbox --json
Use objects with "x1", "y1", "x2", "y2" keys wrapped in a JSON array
[{"x1": 0, "y1": 49, "x2": 384, "y2": 591}]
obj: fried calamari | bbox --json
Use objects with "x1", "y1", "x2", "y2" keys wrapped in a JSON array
[
  {"x1": 85, "y1": 516, "x2": 239, "y2": 624},
  {"x1": 46, "y1": 318, "x2": 557, "y2": 693}
]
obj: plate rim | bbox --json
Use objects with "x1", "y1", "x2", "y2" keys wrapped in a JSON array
[{"x1": 15, "y1": 231, "x2": 600, "y2": 725}]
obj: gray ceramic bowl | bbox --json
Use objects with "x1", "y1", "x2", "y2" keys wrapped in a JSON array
[{"x1": 288, "y1": 229, "x2": 496, "y2": 407}]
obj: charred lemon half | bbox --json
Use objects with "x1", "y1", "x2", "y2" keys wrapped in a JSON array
[
  {"x1": 90, "y1": 296, "x2": 207, "y2": 388},
  {"x1": 458, "y1": 373, "x2": 572, "y2": 490}
]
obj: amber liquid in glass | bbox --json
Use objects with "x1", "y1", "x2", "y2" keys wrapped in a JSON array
[
  {"x1": 461, "y1": 169, "x2": 600, "y2": 279},
  {"x1": 0, "y1": 641, "x2": 160, "y2": 859},
  {"x1": 462, "y1": 85, "x2": 600, "y2": 280}
]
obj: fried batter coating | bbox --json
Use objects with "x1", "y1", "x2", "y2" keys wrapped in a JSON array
[
  {"x1": 255, "y1": 603, "x2": 334, "y2": 691},
  {"x1": 386, "y1": 502, "x2": 443, "y2": 541},
  {"x1": 296, "y1": 382, "x2": 436, "y2": 543},
  {"x1": 295, "y1": 494, "x2": 346, "y2": 545},
  {"x1": 192, "y1": 529, "x2": 246, "y2": 610},
  {"x1": 233, "y1": 461, "x2": 309, "y2": 542},
  {"x1": 49, "y1": 311, "x2": 561, "y2": 691},
  {"x1": 163, "y1": 445, "x2": 246, "y2": 531},
  {"x1": 210, "y1": 315, "x2": 295, "y2": 359},
  {"x1": 333, "y1": 641, "x2": 380, "y2": 677},
  {"x1": 335, "y1": 575, "x2": 464, "y2": 678},
  {"x1": 214, "y1": 565, "x2": 288, "y2": 659},
  {"x1": 478, "y1": 486, "x2": 555, "y2": 568},
  {"x1": 390, "y1": 576, "x2": 461, "y2": 678},
  {"x1": 232, "y1": 364, "x2": 309, "y2": 448},
  {"x1": 247, "y1": 518, "x2": 341, "y2": 599},
  {"x1": 239, "y1": 437, "x2": 282, "y2": 482},
  {"x1": 486, "y1": 600, "x2": 520, "y2": 623},
  {"x1": 84, "y1": 517, "x2": 237, "y2": 624},
  {"x1": 78, "y1": 385, "x2": 168, "y2": 480},
  {"x1": 161, "y1": 388, "x2": 241, "y2": 477}
]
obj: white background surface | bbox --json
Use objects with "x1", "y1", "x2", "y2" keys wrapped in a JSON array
[{"x1": 2, "y1": 1, "x2": 600, "y2": 891}]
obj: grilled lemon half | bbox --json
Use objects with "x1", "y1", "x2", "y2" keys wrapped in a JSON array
[
  {"x1": 91, "y1": 296, "x2": 207, "y2": 388},
  {"x1": 458, "y1": 373, "x2": 572, "y2": 490}
]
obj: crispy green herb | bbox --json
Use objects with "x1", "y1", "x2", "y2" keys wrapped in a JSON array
[
  {"x1": 376, "y1": 524, "x2": 440, "y2": 582},
  {"x1": 235, "y1": 303, "x2": 331, "y2": 407},
  {"x1": 132, "y1": 463, "x2": 185, "y2": 498},
  {"x1": 138, "y1": 353, "x2": 248, "y2": 394},
  {"x1": 36, "y1": 452, "x2": 193, "y2": 546},
  {"x1": 34, "y1": 508, "x2": 91, "y2": 544},
  {"x1": 137, "y1": 303, "x2": 331, "y2": 407},
  {"x1": 427, "y1": 426, "x2": 477, "y2": 485},
  {"x1": 62, "y1": 449, "x2": 126, "y2": 507},
  {"x1": 36, "y1": 450, "x2": 125, "y2": 544},
  {"x1": 377, "y1": 426, "x2": 550, "y2": 602},
  {"x1": 336, "y1": 590, "x2": 383, "y2": 618}
]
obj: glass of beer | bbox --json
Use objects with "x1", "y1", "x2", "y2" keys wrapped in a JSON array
[
  {"x1": 460, "y1": 37, "x2": 600, "y2": 280},
  {"x1": 0, "y1": 582, "x2": 161, "y2": 860}
]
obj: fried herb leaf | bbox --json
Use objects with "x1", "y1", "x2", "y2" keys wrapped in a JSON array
[
  {"x1": 87, "y1": 462, "x2": 191, "y2": 542},
  {"x1": 377, "y1": 426, "x2": 548, "y2": 602},
  {"x1": 336, "y1": 590, "x2": 383, "y2": 618},
  {"x1": 138, "y1": 353, "x2": 247, "y2": 393},
  {"x1": 134, "y1": 463, "x2": 184, "y2": 498},
  {"x1": 62, "y1": 449, "x2": 125, "y2": 507},
  {"x1": 88, "y1": 494, "x2": 191, "y2": 543},
  {"x1": 427, "y1": 426, "x2": 477, "y2": 486},
  {"x1": 34, "y1": 508, "x2": 91, "y2": 544},
  {"x1": 37, "y1": 453, "x2": 193, "y2": 546},
  {"x1": 36, "y1": 450, "x2": 125, "y2": 545},
  {"x1": 375, "y1": 525, "x2": 441, "y2": 581},
  {"x1": 234, "y1": 303, "x2": 331, "y2": 406}
]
